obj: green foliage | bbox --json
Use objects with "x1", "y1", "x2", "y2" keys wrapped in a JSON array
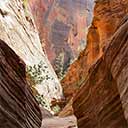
[
  {"x1": 26, "y1": 61, "x2": 52, "y2": 84},
  {"x1": 26, "y1": 59, "x2": 62, "y2": 112},
  {"x1": 36, "y1": 94, "x2": 51, "y2": 110},
  {"x1": 27, "y1": 62, "x2": 45, "y2": 84},
  {"x1": 26, "y1": 61, "x2": 53, "y2": 111},
  {"x1": 52, "y1": 105, "x2": 61, "y2": 114},
  {"x1": 23, "y1": 0, "x2": 28, "y2": 16},
  {"x1": 23, "y1": 0, "x2": 28, "y2": 8},
  {"x1": 54, "y1": 51, "x2": 66, "y2": 80}
]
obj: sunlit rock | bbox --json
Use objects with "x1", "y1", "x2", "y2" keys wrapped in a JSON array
[{"x1": 0, "y1": 0, "x2": 63, "y2": 112}]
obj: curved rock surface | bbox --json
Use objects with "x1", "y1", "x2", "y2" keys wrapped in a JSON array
[
  {"x1": 0, "y1": 40, "x2": 42, "y2": 128},
  {"x1": 0, "y1": 0, "x2": 63, "y2": 110},
  {"x1": 87, "y1": 0, "x2": 128, "y2": 64},
  {"x1": 29, "y1": 0, "x2": 94, "y2": 78},
  {"x1": 73, "y1": 17, "x2": 128, "y2": 128},
  {"x1": 61, "y1": 0, "x2": 128, "y2": 105}
]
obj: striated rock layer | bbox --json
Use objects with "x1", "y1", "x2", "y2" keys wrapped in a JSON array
[
  {"x1": 0, "y1": 40, "x2": 42, "y2": 128},
  {"x1": 73, "y1": 17, "x2": 128, "y2": 127},
  {"x1": 61, "y1": 0, "x2": 128, "y2": 105},
  {"x1": 0, "y1": 0, "x2": 63, "y2": 111},
  {"x1": 87, "y1": 0, "x2": 128, "y2": 64},
  {"x1": 29, "y1": 0, "x2": 94, "y2": 79}
]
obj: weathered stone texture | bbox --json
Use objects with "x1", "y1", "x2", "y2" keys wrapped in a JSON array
[
  {"x1": 0, "y1": 0, "x2": 63, "y2": 110},
  {"x1": 73, "y1": 18, "x2": 128, "y2": 128},
  {"x1": 61, "y1": 0, "x2": 128, "y2": 106},
  {"x1": 29, "y1": 0, "x2": 94, "y2": 78},
  {"x1": 0, "y1": 40, "x2": 42, "y2": 128}
]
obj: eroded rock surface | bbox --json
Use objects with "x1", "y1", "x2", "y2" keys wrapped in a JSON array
[
  {"x1": 61, "y1": 0, "x2": 128, "y2": 107},
  {"x1": 29, "y1": 0, "x2": 94, "y2": 79},
  {"x1": 87, "y1": 0, "x2": 128, "y2": 64},
  {"x1": 73, "y1": 17, "x2": 128, "y2": 128},
  {"x1": 0, "y1": 40, "x2": 42, "y2": 128},
  {"x1": 0, "y1": 0, "x2": 63, "y2": 111}
]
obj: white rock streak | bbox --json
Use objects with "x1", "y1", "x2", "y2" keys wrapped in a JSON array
[{"x1": 0, "y1": 0, "x2": 63, "y2": 110}]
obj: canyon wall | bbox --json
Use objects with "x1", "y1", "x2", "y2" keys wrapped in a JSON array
[
  {"x1": 0, "y1": 40, "x2": 42, "y2": 128},
  {"x1": 73, "y1": 16, "x2": 128, "y2": 128},
  {"x1": 0, "y1": 0, "x2": 63, "y2": 111},
  {"x1": 29, "y1": 0, "x2": 94, "y2": 79},
  {"x1": 87, "y1": 0, "x2": 128, "y2": 64},
  {"x1": 61, "y1": 0, "x2": 128, "y2": 104}
]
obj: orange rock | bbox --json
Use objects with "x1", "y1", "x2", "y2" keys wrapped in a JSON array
[
  {"x1": 61, "y1": 0, "x2": 128, "y2": 103},
  {"x1": 73, "y1": 16, "x2": 128, "y2": 127}
]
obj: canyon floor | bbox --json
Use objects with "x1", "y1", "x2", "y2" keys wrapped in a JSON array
[{"x1": 41, "y1": 115, "x2": 77, "y2": 128}]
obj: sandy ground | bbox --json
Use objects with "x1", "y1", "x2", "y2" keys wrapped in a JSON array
[{"x1": 41, "y1": 115, "x2": 77, "y2": 128}]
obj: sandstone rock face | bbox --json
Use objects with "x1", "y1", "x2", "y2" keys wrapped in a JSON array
[
  {"x1": 73, "y1": 17, "x2": 128, "y2": 127},
  {"x1": 29, "y1": 0, "x2": 94, "y2": 79},
  {"x1": 61, "y1": 0, "x2": 128, "y2": 104},
  {"x1": 87, "y1": 0, "x2": 128, "y2": 64},
  {"x1": 0, "y1": 40, "x2": 42, "y2": 128},
  {"x1": 0, "y1": 0, "x2": 63, "y2": 111}
]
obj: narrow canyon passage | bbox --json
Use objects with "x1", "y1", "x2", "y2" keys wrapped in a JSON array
[
  {"x1": 29, "y1": 0, "x2": 94, "y2": 127},
  {"x1": 0, "y1": 0, "x2": 128, "y2": 128}
]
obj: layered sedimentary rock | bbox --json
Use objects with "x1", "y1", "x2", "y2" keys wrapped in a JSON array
[
  {"x1": 0, "y1": 0, "x2": 63, "y2": 111},
  {"x1": 0, "y1": 40, "x2": 42, "y2": 128},
  {"x1": 73, "y1": 17, "x2": 128, "y2": 127},
  {"x1": 29, "y1": 0, "x2": 94, "y2": 78},
  {"x1": 87, "y1": 0, "x2": 128, "y2": 64},
  {"x1": 61, "y1": 0, "x2": 128, "y2": 104}
]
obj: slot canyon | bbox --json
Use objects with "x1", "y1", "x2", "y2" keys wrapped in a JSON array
[{"x1": 0, "y1": 0, "x2": 128, "y2": 128}]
